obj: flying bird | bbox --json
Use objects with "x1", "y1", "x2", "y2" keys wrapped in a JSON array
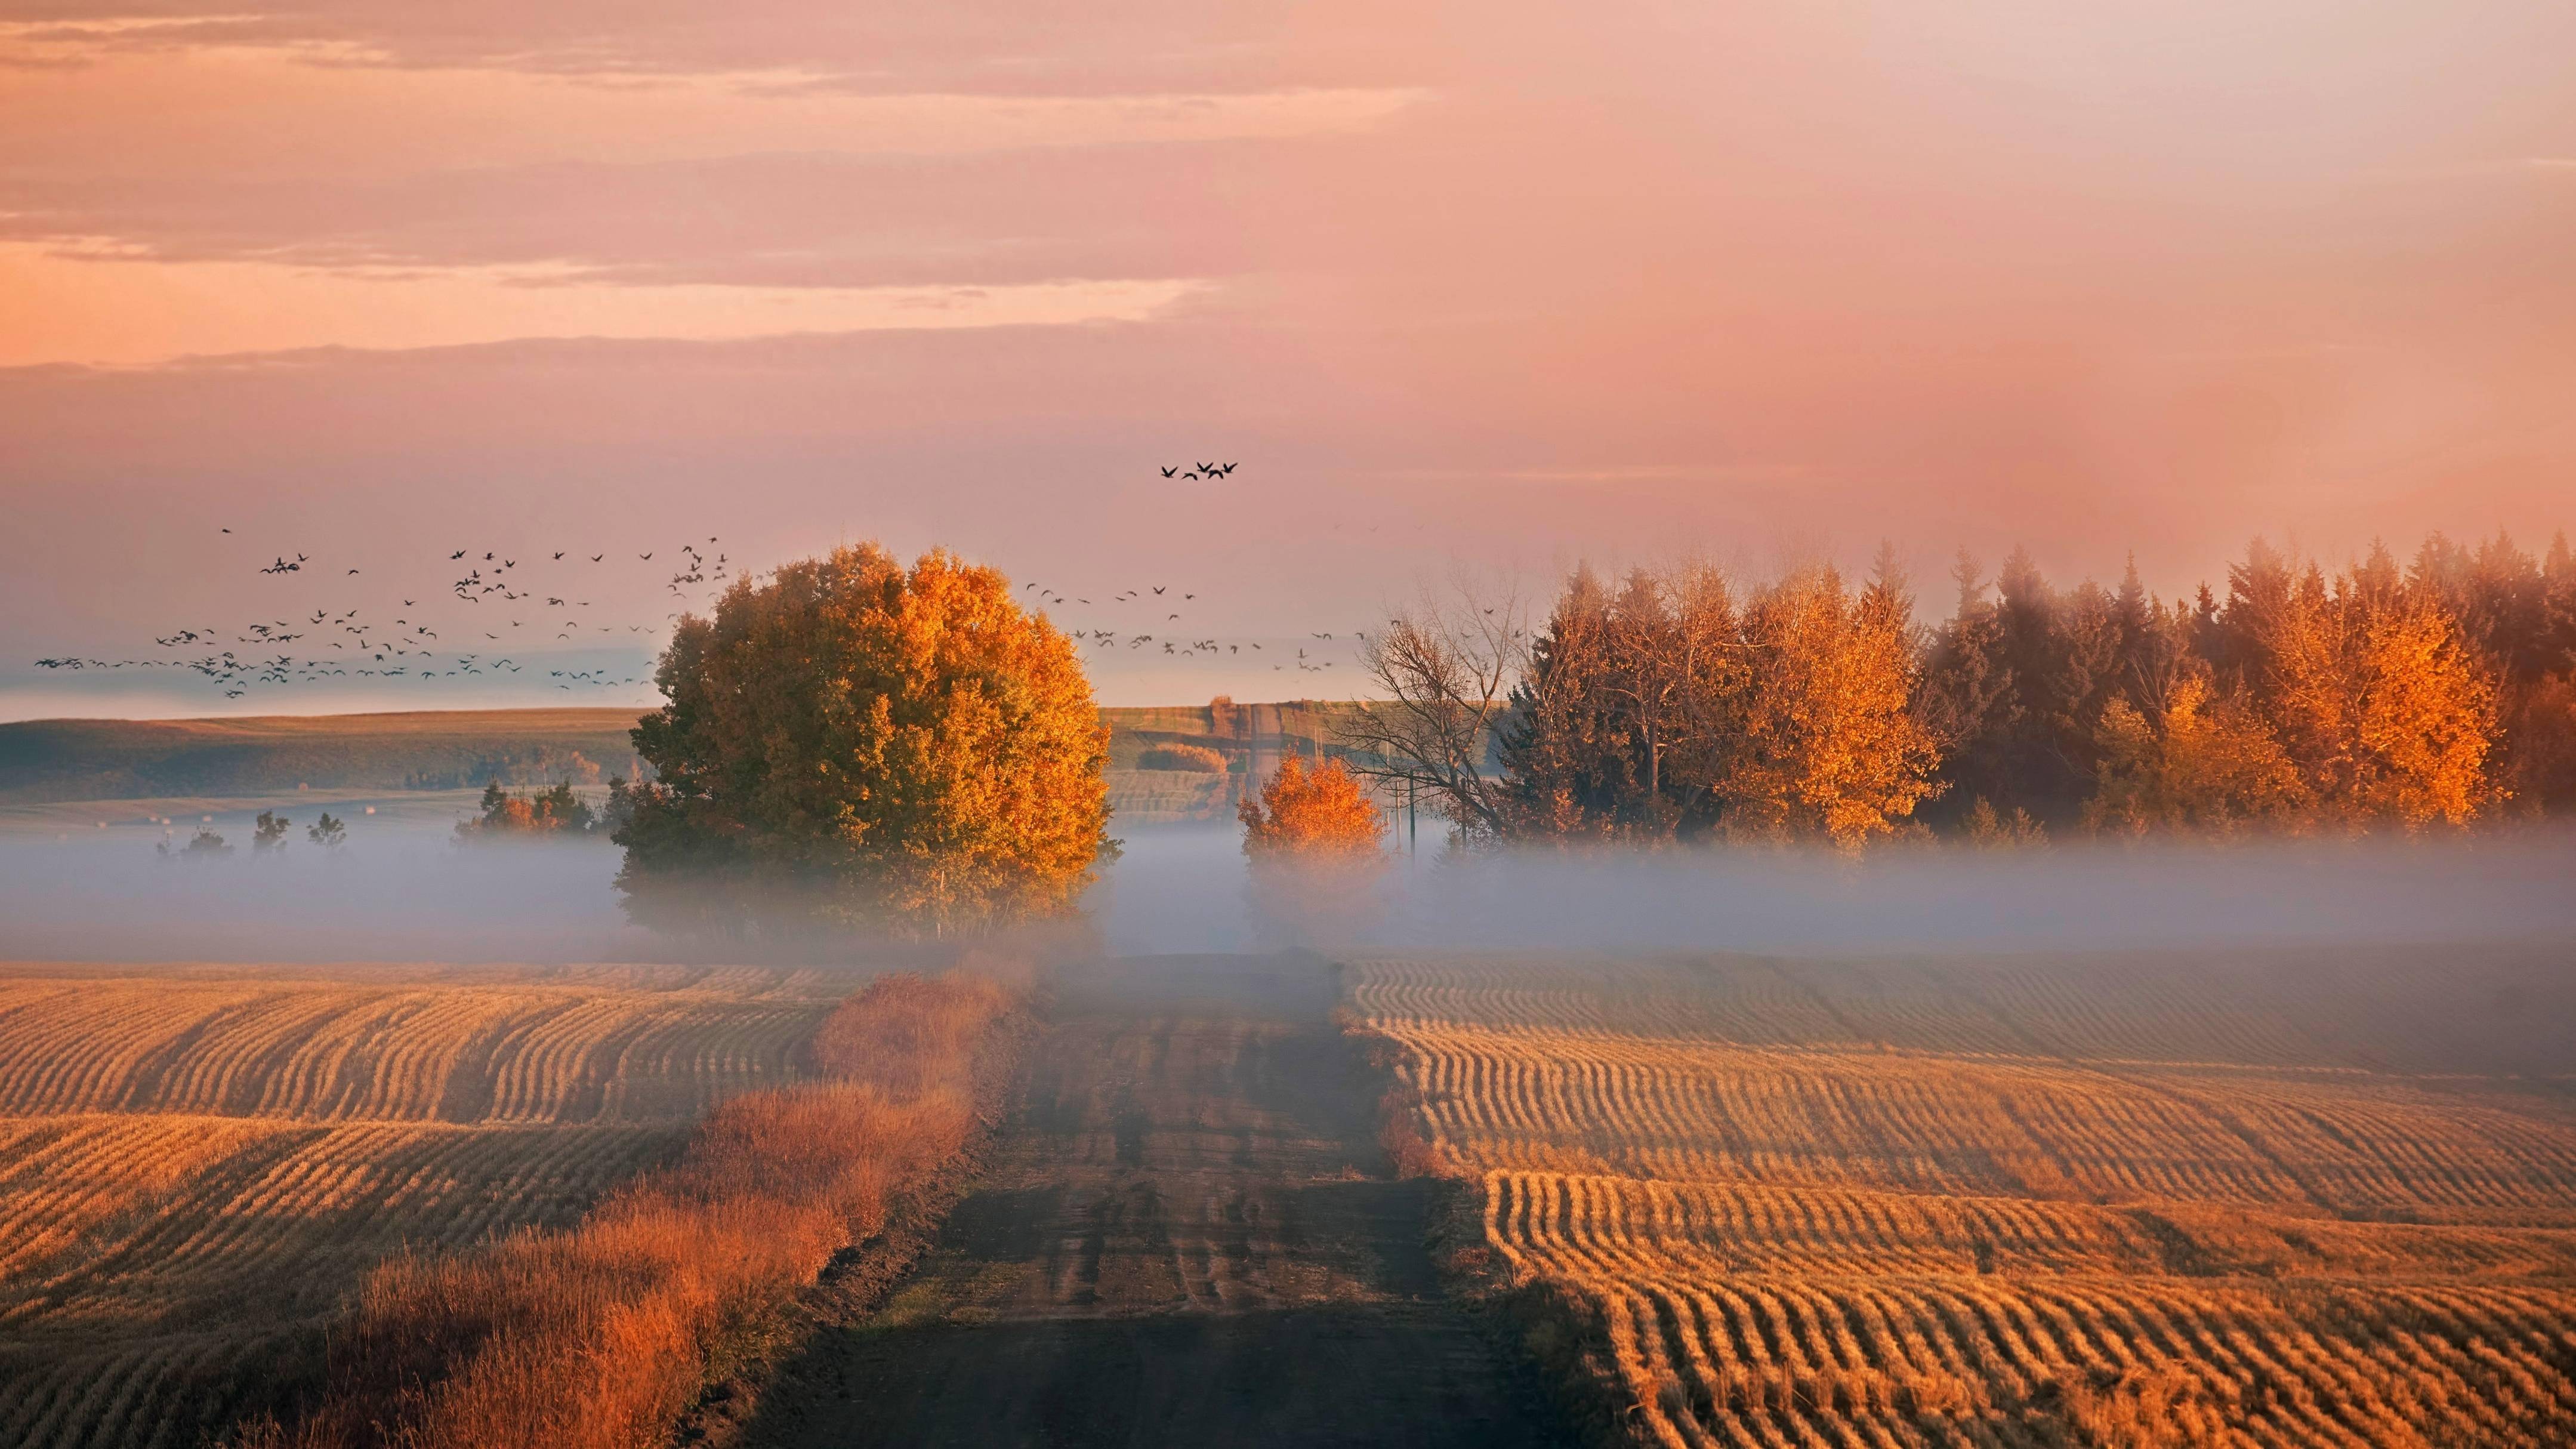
[{"x1": 1160, "y1": 466, "x2": 1177, "y2": 478}]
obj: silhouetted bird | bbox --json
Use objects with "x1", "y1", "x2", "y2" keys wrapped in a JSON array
[{"x1": 1160, "y1": 466, "x2": 1177, "y2": 477}]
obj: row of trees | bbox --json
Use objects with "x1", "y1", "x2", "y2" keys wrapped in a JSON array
[
  {"x1": 454, "y1": 778, "x2": 638, "y2": 839},
  {"x1": 1346, "y1": 530, "x2": 2576, "y2": 848}
]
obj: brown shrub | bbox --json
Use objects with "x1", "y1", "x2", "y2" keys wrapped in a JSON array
[
  {"x1": 251, "y1": 972, "x2": 1012, "y2": 1449},
  {"x1": 1136, "y1": 741, "x2": 1229, "y2": 772}
]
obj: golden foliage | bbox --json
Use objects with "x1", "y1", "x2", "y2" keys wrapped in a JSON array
[
  {"x1": 1238, "y1": 753, "x2": 1385, "y2": 862},
  {"x1": 2266, "y1": 581, "x2": 2497, "y2": 828},
  {"x1": 1238, "y1": 755, "x2": 1387, "y2": 945},
  {"x1": 456, "y1": 779, "x2": 597, "y2": 839},
  {"x1": 621, "y1": 544, "x2": 1110, "y2": 936},
  {"x1": 2085, "y1": 677, "x2": 2310, "y2": 838},
  {"x1": 1722, "y1": 567, "x2": 1945, "y2": 849}
]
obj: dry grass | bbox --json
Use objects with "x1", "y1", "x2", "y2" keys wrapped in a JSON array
[
  {"x1": 254, "y1": 971, "x2": 1012, "y2": 1449},
  {"x1": 1347, "y1": 951, "x2": 2576, "y2": 1448},
  {"x1": 0, "y1": 963, "x2": 841, "y2": 1449}
]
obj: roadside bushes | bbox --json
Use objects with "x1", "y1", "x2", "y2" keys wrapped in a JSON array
[{"x1": 249, "y1": 972, "x2": 1013, "y2": 1449}]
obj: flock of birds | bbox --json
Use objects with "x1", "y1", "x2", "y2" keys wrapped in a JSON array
[
  {"x1": 34, "y1": 463, "x2": 1368, "y2": 701},
  {"x1": 35, "y1": 535, "x2": 739, "y2": 698},
  {"x1": 1018, "y1": 578, "x2": 1349, "y2": 674}
]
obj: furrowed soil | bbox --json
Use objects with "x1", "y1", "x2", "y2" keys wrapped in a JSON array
[{"x1": 734, "y1": 953, "x2": 1569, "y2": 1448}]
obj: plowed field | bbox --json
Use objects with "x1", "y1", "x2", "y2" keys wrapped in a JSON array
[
  {"x1": 0, "y1": 961, "x2": 840, "y2": 1449},
  {"x1": 1348, "y1": 949, "x2": 2576, "y2": 1447}
]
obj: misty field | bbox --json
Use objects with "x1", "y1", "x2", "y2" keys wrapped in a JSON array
[
  {"x1": 0, "y1": 961, "x2": 840, "y2": 1449},
  {"x1": 1349, "y1": 949, "x2": 2576, "y2": 1447}
]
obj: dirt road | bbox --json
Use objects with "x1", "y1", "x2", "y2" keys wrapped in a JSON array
[{"x1": 734, "y1": 954, "x2": 1567, "y2": 1448}]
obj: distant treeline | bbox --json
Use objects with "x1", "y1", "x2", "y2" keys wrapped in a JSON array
[{"x1": 1352, "y1": 530, "x2": 2576, "y2": 846}]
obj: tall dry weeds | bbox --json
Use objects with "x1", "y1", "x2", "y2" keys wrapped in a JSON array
[{"x1": 245, "y1": 971, "x2": 1012, "y2": 1449}]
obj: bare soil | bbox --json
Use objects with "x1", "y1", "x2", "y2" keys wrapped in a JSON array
[{"x1": 732, "y1": 953, "x2": 1569, "y2": 1448}]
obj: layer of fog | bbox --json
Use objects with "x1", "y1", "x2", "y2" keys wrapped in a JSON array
[
  {"x1": 4, "y1": 807, "x2": 2571, "y2": 965},
  {"x1": 0, "y1": 810, "x2": 641, "y2": 964},
  {"x1": 1094, "y1": 825, "x2": 2576, "y2": 959}
]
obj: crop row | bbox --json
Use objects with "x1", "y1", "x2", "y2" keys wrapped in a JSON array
[
  {"x1": 0, "y1": 964, "x2": 828, "y2": 1449},
  {"x1": 0, "y1": 977, "x2": 828, "y2": 1124},
  {"x1": 1488, "y1": 1170, "x2": 2576, "y2": 1299},
  {"x1": 1351, "y1": 954, "x2": 2576, "y2": 1445},
  {"x1": 1383, "y1": 1023, "x2": 2576, "y2": 1223},
  {"x1": 1346, "y1": 953, "x2": 2538, "y2": 1075},
  {"x1": 1539, "y1": 1257, "x2": 2576, "y2": 1446}
]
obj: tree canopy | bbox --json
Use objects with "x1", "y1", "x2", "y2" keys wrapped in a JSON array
[
  {"x1": 1349, "y1": 527, "x2": 2574, "y2": 847},
  {"x1": 1238, "y1": 754, "x2": 1386, "y2": 862},
  {"x1": 616, "y1": 544, "x2": 1110, "y2": 937}
]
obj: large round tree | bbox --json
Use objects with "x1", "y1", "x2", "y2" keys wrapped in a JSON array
[{"x1": 616, "y1": 544, "x2": 1111, "y2": 937}]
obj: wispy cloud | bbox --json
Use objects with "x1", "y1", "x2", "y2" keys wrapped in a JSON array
[{"x1": 0, "y1": 241, "x2": 1208, "y2": 366}]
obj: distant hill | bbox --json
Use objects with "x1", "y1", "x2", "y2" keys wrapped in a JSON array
[
  {"x1": 0, "y1": 701, "x2": 1377, "y2": 821},
  {"x1": 0, "y1": 710, "x2": 651, "y2": 804}
]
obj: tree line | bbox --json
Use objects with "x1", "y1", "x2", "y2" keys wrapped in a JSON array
[{"x1": 1344, "y1": 529, "x2": 2576, "y2": 848}]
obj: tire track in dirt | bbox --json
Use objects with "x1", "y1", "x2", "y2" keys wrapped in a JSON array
[{"x1": 733, "y1": 954, "x2": 1569, "y2": 1448}]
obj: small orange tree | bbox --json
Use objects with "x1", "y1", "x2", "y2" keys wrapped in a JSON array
[
  {"x1": 617, "y1": 544, "x2": 1110, "y2": 938},
  {"x1": 1238, "y1": 754, "x2": 1386, "y2": 861},
  {"x1": 1238, "y1": 754, "x2": 1386, "y2": 941}
]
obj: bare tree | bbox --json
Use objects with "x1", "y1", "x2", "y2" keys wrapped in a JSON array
[{"x1": 1337, "y1": 582, "x2": 1530, "y2": 843}]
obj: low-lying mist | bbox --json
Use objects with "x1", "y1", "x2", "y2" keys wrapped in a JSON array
[
  {"x1": 1094, "y1": 825, "x2": 2576, "y2": 959},
  {"x1": 5, "y1": 812, "x2": 2571, "y2": 965},
  {"x1": 0, "y1": 819, "x2": 640, "y2": 964}
]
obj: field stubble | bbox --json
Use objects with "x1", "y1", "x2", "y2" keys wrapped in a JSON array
[
  {"x1": 0, "y1": 961, "x2": 844, "y2": 1449},
  {"x1": 1347, "y1": 948, "x2": 2576, "y2": 1448}
]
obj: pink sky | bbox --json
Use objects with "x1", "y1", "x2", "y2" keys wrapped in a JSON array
[{"x1": 4, "y1": 1, "x2": 2573, "y2": 715}]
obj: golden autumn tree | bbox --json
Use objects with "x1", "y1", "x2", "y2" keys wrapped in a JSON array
[
  {"x1": 1719, "y1": 565, "x2": 1945, "y2": 849},
  {"x1": 2083, "y1": 677, "x2": 2311, "y2": 838},
  {"x1": 1239, "y1": 754, "x2": 1386, "y2": 861},
  {"x1": 2263, "y1": 574, "x2": 2497, "y2": 830},
  {"x1": 616, "y1": 544, "x2": 1111, "y2": 938},
  {"x1": 1237, "y1": 754, "x2": 1387, "y2": 941}
]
